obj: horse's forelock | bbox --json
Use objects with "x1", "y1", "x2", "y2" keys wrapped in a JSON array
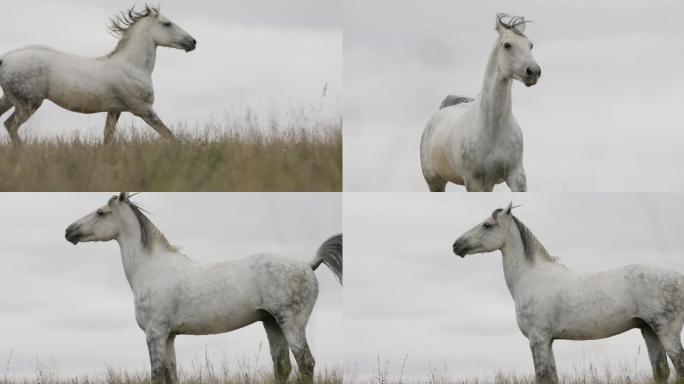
[{"x1": 497, "y1": 14, "x2": 531, "y2": 36}]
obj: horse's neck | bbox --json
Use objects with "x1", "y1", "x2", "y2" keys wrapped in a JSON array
[
  {"x1": 477, "y1": 43, "x2": 513, "y2": 135},
  {"x1": 117, "y1": 238, "x2": 150, "y2": 288},
  {"x1": 500, "y1": 227, "x2": 540, "y2": 297},
  {"x1": 115, "y1": 225, "x2": 177, "y2": 290},
  {"x1": 109, "y1": 30, "x2": 157, "y2": 73}
]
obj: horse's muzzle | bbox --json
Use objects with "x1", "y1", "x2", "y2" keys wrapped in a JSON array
[
  {"x1": 65, "y1": 225, "x2": 81, "y2": 245},
  {"x1": 524, "y1": 65, "x2": 541, "y2": 87},
  {"x1": 452, "y1": 240, "x2": 468, "y2": 258},
  {"x1": 184, "y1": 39, "x2": 197, "y2": 52}
]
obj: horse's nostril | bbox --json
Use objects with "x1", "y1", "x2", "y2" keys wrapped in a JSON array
[
  {"x1": 526, "y1": 67, "x2": 534, "y2": 76},
  {"x1": 192, "y1": 39, "x2": 197, "y2": 45}
]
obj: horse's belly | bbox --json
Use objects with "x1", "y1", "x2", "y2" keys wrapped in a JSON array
[
  {"x1": 552, "y1": 293, "x2": 640, "y2": 340},
  {"x1": 48, "y1": 81, "x2": 119, "y2": 114},
  {"x1": 175, "y1": 305, "x2": 265, "y2": 335},
  {"x1": 554, "y1": 317, "x2": 640, "y2": 340}
]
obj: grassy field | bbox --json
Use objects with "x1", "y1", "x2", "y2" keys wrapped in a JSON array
[
  {"x1": 0, "y1": 123, "x2": 341, "y2": 191},
  {"x1": 343, "y1": 355, "x2": 658, "y2": 384},
  {"x1": 0, "y1": 369, "x2": 343, "y2": 384},
  {"x1": 0, "y1": 355, "x2": 343, "y2": 384}
]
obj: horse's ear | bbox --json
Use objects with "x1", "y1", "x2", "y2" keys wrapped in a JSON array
[
  {"x1": 495, "y1": 13, "x2": 505, "y2": 33},
  {"x1": 505, "y1": 201, "x2": 514, "y2": 215},
  {"x1": 119, "y1": 192, "x2": 129, "y2": 202},
  {"x1": 513, "y1": 19, "x2": 526, "y2": 34}
]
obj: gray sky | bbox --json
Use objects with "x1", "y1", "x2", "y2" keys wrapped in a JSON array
[
  {"x1": 0, "y1": 0, "x2": 340, "y2": 140},
  {"x1": 343, "y1": 193, "x2": 684, "y2": 380},
  {"x1": 0, "y1": 193, "x2": 342, "y2": 378},
  {"x1": 343, "y1": 0, "x2": 684, "y2": 192}
]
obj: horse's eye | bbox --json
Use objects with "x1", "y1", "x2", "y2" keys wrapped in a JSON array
[
  {"x1": 530, "y1": 43, "x2": 534, "y2": 50},
  {"x1": 483, "y1": 222, "x2": 493, "y2": 229},
  {"x1": 96, "y1": 209, "x2": 105, "y2": 217},
  {"x1": 503, "y1": 42, "x2": 512, "y2": 50},
  {"x1": 162, "y1": 21, "x2": 172, "y2": 27}
]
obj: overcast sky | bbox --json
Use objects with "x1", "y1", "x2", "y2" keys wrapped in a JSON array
[
  {"x1": 0, "y1": 193, "x2": 342, "y2": 379},
  {"x1": 0, "y1": 0, "x2": 340, "y2": 140},
  {"x1": 343, "y1": 193, "x2": 684, "y2": 380},
  {"x1": 343, "y1": 0, "x2": 684, "y2": 192}
]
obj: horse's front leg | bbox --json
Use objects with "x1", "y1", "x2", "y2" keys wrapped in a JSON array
[
  {"x1": 104, "y1": 112, "x2": 121, "y2": 144},
  {"x1": 464, "y1": 177, "x2": 485, "y2": 192},
  {"x1": 165, "y1": 335, "x2": 179, "y2": 384},
  {"x1": 146, "y1": 329, "x2": 172, "y2": 384},
  {"x1": 505, "y1": 167, "x2": 527, "y2": 192},
  {"x1": 134, "y1": 107, "x2": 176, "y2": 141},
  {"x1": 529, "y1": 335, "x2": 558, "y2": 384}
]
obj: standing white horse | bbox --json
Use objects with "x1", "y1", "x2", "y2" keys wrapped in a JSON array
[
  {"x1": 420, "y1": 14, "x2": 541, "y2": 192},
  {"x1": 452, "y1": 203, "x2": 684, "y2": 384},
  {"x1": 65, "y1": 193, "x2": 342, "y2": 384},
  {"x1": 0, "y1": 5, "x2": 196, "y2": 145}
]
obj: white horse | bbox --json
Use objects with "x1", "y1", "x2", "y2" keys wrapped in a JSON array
[
  {"x1": 0, "y1": 5, "x2": 196, "y2": 145},
  {"x1": 420, "y1": 14, "x2": 541, "y2": 192},
  {"x1": 65, "y1": 193, "x2": 342, "y2": 384},
  {"x1": 453, "y1": 203, "x2": 684, "y2": 384}
]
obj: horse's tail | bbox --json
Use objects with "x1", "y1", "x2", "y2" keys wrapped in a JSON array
[
  {"x1": 310, "y1": 234, "x2": 342, "y2": 285},
  {"x1": 439, "y1": 95, "x2": 473, "y2": 109}
]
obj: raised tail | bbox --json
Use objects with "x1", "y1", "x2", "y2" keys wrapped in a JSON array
[
  {"x1": 439, "y1": 95, "x2": 473, "y2": 109},
  {"x1": 310, "y1": 234, "x2": 342, "y2": 285}
]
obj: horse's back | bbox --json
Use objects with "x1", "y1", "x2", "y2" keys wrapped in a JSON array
[
  {"x1": 0, "y1": 46, "x2": 125, "y2": 113},
  {"x1": 623, "y1": 264, "x2": 684, "y2": 303}
]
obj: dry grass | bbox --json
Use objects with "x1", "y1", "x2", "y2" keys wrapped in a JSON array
[
  {"x1": 0, "y1": 122, "x2": 341, "y2": 192},
  {"x1": 0, "y1": 352, "x2": 342, "y2": 384},
  {"x1": 345, "y1": 354, "x2": 660, "y2": 384},
  {"x1": 0, "y1": 368, "x2": 342, "y2": 384}
]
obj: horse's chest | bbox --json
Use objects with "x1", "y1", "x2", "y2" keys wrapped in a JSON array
[{"x1": 462, "y1": 136, "x2": 520, "y2": 180}]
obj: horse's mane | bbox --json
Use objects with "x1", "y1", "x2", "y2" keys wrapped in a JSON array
[
  {"x1": 496, "y1": 13, "x2": 531, "y2": 37},
  {"x1": 110, "y1": 195, "x2": 178, "y2": 252},
  {"x1": 510, "y1": 214, "x2": 557, "y2": 263},
  {"x1": 107, "y1": 5, "x2": 158, "y2": 56}
]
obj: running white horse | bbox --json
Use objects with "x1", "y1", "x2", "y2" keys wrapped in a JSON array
[
  {"x1": 452, "y1": 203, "x2": 684, "y2": 384},
  {"x1": 420, "y1": 13, "x2": 541, "y2": 192},
  {"x1": 0, "y1": 5, "x2": 196, "y2": 145},
  {"x1": 65, "y1": 193, "x2": 342, "y2": 384}
]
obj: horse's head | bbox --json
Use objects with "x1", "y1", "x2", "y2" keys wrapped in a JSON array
[
  {"x1": 494, "y1": 13, "x2": 540, "y2": 87},
  {"x1": 110, "y1": 6, "x2": 197, "y2": 52},
  {"x1": 65, "y1": 192, "x2": 137, "y2": 245},
  {"x1": 452, "y1": 202, "x2": 516, "y2": 257},
  {"x1": 149, "y1": 7, "x2": 197, "y2": 52}
]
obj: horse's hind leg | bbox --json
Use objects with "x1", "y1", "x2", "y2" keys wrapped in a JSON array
[
  {"x1": 279, "y1": 320, "x2": 315, "y2": 383},
  {"x1": 263, "y1": 315, "x2": 293, "y2": 384},
  {"x1": 104, "y1": 112, "x2": 121, "y2": 144},
  {"x1": 4, "y1": 100, "x2": 41, "y2": 146},
  {"x1": 653, "y1": 324, "x2": 684, "y2": 383},
  {"x1": 0, "y1": 96, "x2": 12, "y2": 118},
  {"x1": 642, "y1": 326, "x2": 670, "y2": 383}
]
